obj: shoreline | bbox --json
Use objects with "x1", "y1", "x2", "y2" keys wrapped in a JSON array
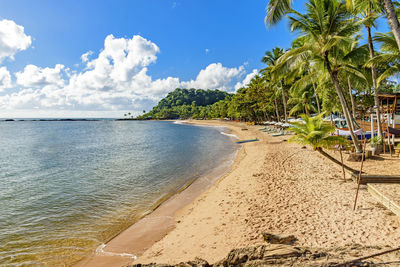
[
  {"x1": 74, "y1": 120, "x2": 247, "y2": 267},
  {"x1": 76, "y1": 120, "x2": 400, "y2": 266}
]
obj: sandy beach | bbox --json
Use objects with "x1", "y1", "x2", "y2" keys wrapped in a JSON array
[{"x1": 77, "y1": 120, "x2": 400, "y2": 266}]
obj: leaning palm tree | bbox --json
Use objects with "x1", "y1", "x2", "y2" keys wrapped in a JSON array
[{"x1": 288, "y1": 113, "x2": 357, "y2": 172}]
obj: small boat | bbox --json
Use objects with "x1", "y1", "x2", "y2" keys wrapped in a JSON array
[{"x1": 235, "y1": 138, "x2": 259, "y2": 144}]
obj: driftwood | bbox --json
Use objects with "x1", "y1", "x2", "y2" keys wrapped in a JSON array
[
  {"x1": 351, "y1": 174, "x2": 400, "y2": 184},
  {"x1": 332, "y1": 246, "x2": 400, "y2": 267}
]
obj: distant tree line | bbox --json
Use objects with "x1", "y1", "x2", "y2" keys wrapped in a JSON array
[{"x1": 136, "y1": 88, "x2": 232, "y2": 119}]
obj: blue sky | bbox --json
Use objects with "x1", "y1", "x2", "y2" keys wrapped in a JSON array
[{"x1": 0, "y1": 0, "x2": 391, "y2": 118}]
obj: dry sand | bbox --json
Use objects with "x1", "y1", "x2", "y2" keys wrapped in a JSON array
[{"x1": 78, "y1": 120, "x2": 400, "y2": 266}]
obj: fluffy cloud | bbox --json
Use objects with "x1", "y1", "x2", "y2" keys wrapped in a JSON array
[
  {"x1": 0, "y1": 33, "x2": 254, "y2": 117},
  {"x1": 182, "y1": 63, "x2": 245, "y2": 91},
  {"x1": 16, "y1": 64, "x2": 66, "y2": 87},
  {"x1": 234, "y1": 69, "x2": 258, "y2": 90},
  {"x1": 80, "y1": 51, "x2": 93, "y2": 62},
  {"x1": 0, "y1": 19, "x2": 31, "y2": 63},
  {"x1": 0, "y1": 67, "x2": 11, "y2": 91}
]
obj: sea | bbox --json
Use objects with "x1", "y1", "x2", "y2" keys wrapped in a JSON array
[{"x1": 0, "y1": 120, "x2": 238, "y2": 266}]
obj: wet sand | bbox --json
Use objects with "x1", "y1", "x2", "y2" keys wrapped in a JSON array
[
  {"x1": 74, "y1": 121, "x2": 243, "y2": 267},
  {"x1": 77, "y1": 120, "x2": 400, "y2": 266}
]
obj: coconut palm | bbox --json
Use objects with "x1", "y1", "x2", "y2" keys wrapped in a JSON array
[
  {"x1": 265, "y1": 0, "x2": 292, "y2": 27},
  {"x1": 262, "y1": 47, "x2": 288, "y2": 122},
  {"x1": 280, "y1": 0, "x2": 363, "y2": 152},
  {"x1": 366, "y1": 32, "x2": 400, "y2": 84},
  {"x1": 382, "y1": 0, "x2": 400, "y2": 49},
  {"x1": 288, "y1": 85, "x2": 317, "y2": 116},
  {"x1": 346, "y1": 0, "x2": 384, "y2": 137},
  {"x1": 266, "y1": 0, "x2": 400, "y2": 51},
  {"x1": 288, "y1": 113, "x2": 356, "y2": 172}
]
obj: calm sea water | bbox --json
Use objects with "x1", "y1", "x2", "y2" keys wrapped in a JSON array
[{"x1": 0, "y1": 120, "x2": 237, "y2": 266}]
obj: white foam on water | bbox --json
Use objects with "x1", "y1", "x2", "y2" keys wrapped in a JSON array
[
  {"x1": 95, "y1": 243, "x2": 137, "y2": 259},
  {"x1": 220, "y1": 131, "x2": 239, "y2": 139},
  {"x1": 173, "y1": 120, "x2": 187, "y2": 124}
]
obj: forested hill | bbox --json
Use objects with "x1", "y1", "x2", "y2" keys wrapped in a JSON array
[{"x1": 137, "y1": 88, "x2": 231, "y2": 119}]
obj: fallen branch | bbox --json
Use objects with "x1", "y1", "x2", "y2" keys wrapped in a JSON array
[{"x1": 332, "y1": 246, "x2": 400, "y2": 266}]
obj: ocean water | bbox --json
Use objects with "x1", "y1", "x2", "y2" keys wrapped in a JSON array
[{"x1": 0, "y1": 120, "x2": 237, "y2": 266}]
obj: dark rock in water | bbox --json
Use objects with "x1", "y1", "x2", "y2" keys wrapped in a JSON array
[
  {"x1": 4, "y1": 119, "x2": 14, "y2": 121},
  {"x1": 262, "y1": 233, "x2": 298, "y2": 245}
]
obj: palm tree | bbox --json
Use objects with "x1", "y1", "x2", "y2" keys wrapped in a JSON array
[
  {"x1": 288, "y1": 85, "x2": 317, "y2": 116},
  {"x1": 382, "y1": 0, "x2": 400, "y2": 49},
  {"x1": 266, "y1": 0, "x2": 400, "y2": 52},
  {"x1": 346, "y1": 0, "x2": 384, "y2": 138},
  {"x1": 265, "y1": 0, "x2": 292, "y2": 26},
  {"x1": 262, "y1": 47, "x2": 288, "y2": 122},
  {"x1": 281, "y1": 0, "x2": 363, "y2": 152},
  {"x1": 288, "y1": 113, "x2": 357, "y2": 172},
  {"x1": 366, "y1": 32, "x2": 400, "y2": 84}
]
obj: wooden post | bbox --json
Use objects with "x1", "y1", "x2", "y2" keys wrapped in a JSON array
[
  {"x1": 353, "y1": 138, "x2": 367, "y2": 211},
  {"x1": 339, "y1": 147, "x2": 345, "y2": 181},
  {"x1": 371, "y1": 113, "x2": 374, "y2": 137},
  {"x1": 386, "y1": 98, "x2": 392, "y2": 156}
]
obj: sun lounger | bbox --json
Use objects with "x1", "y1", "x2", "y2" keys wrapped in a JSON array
[{"x1": 272, "y1": 131, "x2": 285, "y2": 137}]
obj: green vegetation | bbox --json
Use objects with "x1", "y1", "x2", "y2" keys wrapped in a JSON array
[
  {"x1": 131, "y1": 0, "x2": 400, "y2": 153},
  {"x1": 136, "y1": 88, "x2": 231, "y2": 119},
  {"x1": 288, "y1": 114, "x2": 356, "y2": 172}
]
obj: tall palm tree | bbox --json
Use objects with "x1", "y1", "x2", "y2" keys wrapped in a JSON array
[
  {"x1": 262, "y1": 47, "x2": 288, "y2": 122},
  {"x1": 288, "y1": 85, "x2": 317, "y2": 116},
  {"x1": 346, "y1": 0, "x2": 383, "y2": 138},
  {"x1": 382, "y1": 0, "x2": 400, "y2": 49},
  {"x1": 281, "y1": 0, "x2": 363, "y2": 152},
  {"x1": 289, "y1": 113, "x2": 356, "y2": 172},
  {"x1": 266, "y1": 0, "x2": 400, "y2": 51},
  {"x1": 366, "y1": 32, "x2": 400, "y2": 84},
  {"x1": 261, "y1": 68, "x2": 283, "y2": 121},
  {"x1": 265, "y1": 0, "x2": 292, "y2": 26}
]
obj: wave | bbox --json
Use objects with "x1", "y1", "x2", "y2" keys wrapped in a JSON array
[
  {"x1": 220, "y1": 131, "x2": 239, "y2": 139},
  {"x1": 173, "y1": 120, "x2": 187, "y2": 124},
  {"x1": 95, "y1": 243, "x2": 137, "y2": 259}
]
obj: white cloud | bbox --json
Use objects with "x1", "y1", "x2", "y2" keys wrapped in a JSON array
[
  {"x1": 0, "y1": 66, "x2": 11, "y2": 91},
  {"x1": 205, "y1": 48, "x2": 209, "y2": 54},
  {"x1": 0, "y1": 19, "x2": 31, "y2": 63},
  {"x1": 182, "y1": 63, "x2": 245, "y2": 91},
  {"x1": 0, "y1": 33, "x2": 254, "y2": 117},
  {"x1": 80, "y1": 50, "x2": 93, "y2": 62},
  {"x1": 234, "y1": 69, "x2": 258, "y2": 90},
  {"x1": 15, "y1": 64, "x2": 66, "y2": 87}
]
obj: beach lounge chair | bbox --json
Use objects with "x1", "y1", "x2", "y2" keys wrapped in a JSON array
[{"x1": 272, "y1": 131, "x2": 285, "y2": 137}]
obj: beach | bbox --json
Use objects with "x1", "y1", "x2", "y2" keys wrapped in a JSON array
[{"x1": 77, "y1": 120, "x2": 400, "y2": 266}]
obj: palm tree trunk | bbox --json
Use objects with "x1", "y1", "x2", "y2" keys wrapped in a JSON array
[
  {"x1": 274, "y1": 99, "x2": 280, "y2": 121},
  {"x1": 382, "y1": 0, "x2": 400, "y2": 49},
  {"x1": 280, "y1": 80, "x2": 288, "y2": 122},
  {"x1": 313, "y1": 83, "x2": 321, "y2": 114},
  {"x1": 366, "y1": 26, "x2": 383, "y2": 138},
  {"x1": 347, "y1": 77, "x2": 356, "y2": 119},
  {"x1": 316, "y1": 148, "x2": 357, "y2": 173},
  {"x1": 324, "y1": 52, "x2": 362, "y2": 153}
]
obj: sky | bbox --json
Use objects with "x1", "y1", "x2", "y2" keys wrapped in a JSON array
[{"x1": 0, "y1": 0, "x2": 390, "y2": 118}]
